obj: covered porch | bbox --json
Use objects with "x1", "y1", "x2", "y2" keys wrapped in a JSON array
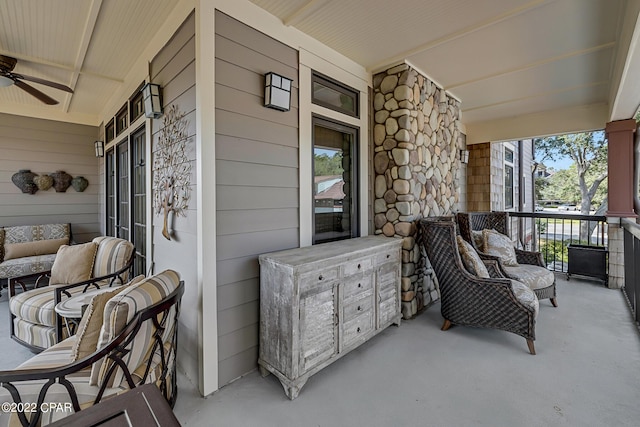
[
  {"x1": 172, "y1": 274, "x2": 640, "y2": 426},
  {"x1": 1, "y1": 0, "x2": 640, "y2": 421}
]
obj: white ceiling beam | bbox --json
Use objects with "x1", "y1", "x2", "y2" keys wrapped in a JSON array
[
  {"x1": 0, "y1": 49, "x2": 123, "y2": 83},
  {"x1": 447, "y1": 42, "x2": 615, "y2": 90},
  {"x1": 63, "y1": 0, "x2": 103, "y2": 112},
  {"x1": 369, "y1": 0, "x2": 554, "y2": 74},
  {"x1": 283, "y1": 0, "x2": 333, "y2": 26},
  {"x1": 464, "y1": 80, "x2": 608, "y2": 113},
  {"x1": 466, "y1": 103, "x2": 608, "y2": 144}
]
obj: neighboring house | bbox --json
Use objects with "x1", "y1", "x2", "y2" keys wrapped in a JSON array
[
  {"x1": 467, "y1": 139, "x2": 536, "y2": 213},
  {"x1": 535, "y1": 163, "x2": 554, "y2": 179}
]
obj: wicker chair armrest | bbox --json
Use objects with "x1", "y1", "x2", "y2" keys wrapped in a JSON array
[
  {"x1": 474, "y1": 250, "x2": 512, "y2": 276},
  {"x1": 514, "y1": 248, "x2": 544, "y2": 266},
  {"x1": 482, "y1": 260, "x2": 505, "y2": 278}
]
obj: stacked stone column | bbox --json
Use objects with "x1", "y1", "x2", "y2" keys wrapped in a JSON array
[{"x1": 372, "y1": 64, "x2": 463, "y2": 319}]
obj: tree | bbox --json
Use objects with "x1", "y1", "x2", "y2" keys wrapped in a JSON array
[
  {"x1": 314, "y1": 152, "x2": 343, "y2": 176},
  {"x1": 535, "y1": 131, "x2": 607, "y2": 242},
  {"x1": 535, "y1": 132, "x2": 607, "y2": 214}
]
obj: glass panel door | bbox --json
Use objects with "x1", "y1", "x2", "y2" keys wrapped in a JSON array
[
  {"x1": 106, "y1": 150, "x2": 116, "y2": 237},
  {"x1": 131, "y1": 127, "x2": 146, "y2": 276},
  {"x1": 313, "y1": 116, "x2": 358, "y2": 244},
  {"x1": 116, "y1": 140, "x2": 130, "y2": 240}
]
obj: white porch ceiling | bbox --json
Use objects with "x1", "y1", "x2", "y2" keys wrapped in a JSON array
[{"x1": 0, "y1": 0, "x2": 637, "y2": 141}]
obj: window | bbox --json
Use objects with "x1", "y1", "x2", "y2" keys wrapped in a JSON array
[
  {"x1": 105, "y1": 119, "x2": 115, "y2": 143},
  {"x1": 313, "y1": 116, "x2": 359, "y2": 244},
  {"x1": 312, "y1": 72, "x2": 359, "y2": 117},
  {"x1": 504, "y1": 147, "x2": 514, "y2": 209},
  {"x1": 115, "y1": 105, "x2": 128, "y2": 136}
]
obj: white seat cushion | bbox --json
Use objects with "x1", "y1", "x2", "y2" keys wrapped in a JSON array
[{"x1": 503, "y1": 264, "x2": 555, "y2": 291}]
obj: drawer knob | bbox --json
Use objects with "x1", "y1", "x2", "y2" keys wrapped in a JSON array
[
  {"x1": 319, "y1": 275, "x2": 323, "y2": 280},
  {"x1": 357, "y1": 306, "x2": 361, "y2": 311},
  {"x1": 357, "y1": 263, "x2": 361, "y2": 269},
  {"x1": 386, "y1": 254, "x2": 390, "y2": 259},
  {"x1": 357, "y1": 327, "x2": 361, "y2": 333},
  {"x1": 358, "y1": 283, "x2": 362, "y2": 288}
]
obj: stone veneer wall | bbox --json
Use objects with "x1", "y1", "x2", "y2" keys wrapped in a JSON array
[{"x1": 372, "y1": 63, "x2": 463, "y2": 319}]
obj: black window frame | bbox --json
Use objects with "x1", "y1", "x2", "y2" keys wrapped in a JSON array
[{"x1": 311, "y1": 71, "x2": 360, "y2": 118}]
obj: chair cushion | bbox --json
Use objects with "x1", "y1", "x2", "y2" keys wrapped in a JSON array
[
  {"x1": 510, "y1": 279, "x2": 539, "y2": 319},
  {"x1": 0, "y1": 254, "x2": 56, "y2": 279},
  {"x1": 90, "y1": 270, "x2": 181, "y2": 387},
  {"x1": 10, "y1": 285, "x2": 87, "y2": 327},
  {"x1": 16, "y1": 336, "x2": 78, "y2": 370},
  {"x1": 92, "y1": 236, "x2": 134, "y2": 280},
  {"x1": 3, "y1": 224, "x2": 69, "y2": 244},
  {"x1": 72, "y1": 275, "x2": 145, "y2": 362},
  {"x1": 50, "y1": 242, "x2": 98, "y2": 285},
  {"x1": 471, "y1": 230, "x2": 484, "y2": 251},
  {"x1": 503, "y1": 264, "x2": 555, "y2": 291},
  {"x1": 456, "y1": 236, "x2": 489, "y2": 278},
  {"x1": 13, "y1": 318, "x2": 57, "y2": 350},
  {"x1": 482, "y1": 229, "x2": 518, "y2": 266},
  {"x1": 3, "y1": 237, "x2": 69, "y2": 261}
]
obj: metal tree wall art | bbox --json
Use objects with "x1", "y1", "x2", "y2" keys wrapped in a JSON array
[{"x1": 153, "y1": 105, "x2": 192, "y2": 240}]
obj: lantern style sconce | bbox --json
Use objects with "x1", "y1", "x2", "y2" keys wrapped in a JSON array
[
  {"x1": 94, "y1": 140, "x2": 105, "y2": 158},
  {"x1": 460, "y1": 149, "x2": 470, "y2": 164},
  {"x1": 141, "y1": 82, "x2": 163, "y2": 118},
  {"x1": 264, "y1": 72, "x2": 292, "y2": 111}
]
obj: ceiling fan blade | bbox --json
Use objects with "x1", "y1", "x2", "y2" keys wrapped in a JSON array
[
  {"x1": 14, "y1": 80, "x2": 59, "y2": 105},
  {"x1": 13, "y1": 73, "x2": 73, "y2": 93}
]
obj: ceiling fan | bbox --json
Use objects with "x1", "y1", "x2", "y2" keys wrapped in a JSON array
[{"x1": 0, "y1": 54, "x2": 73, "y2": 105}]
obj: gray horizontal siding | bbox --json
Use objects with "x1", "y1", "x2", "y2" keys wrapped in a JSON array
[
  {"x1": 215, "y1": 11, "x2": 299, "y2": 388},
  {"x1": 149, "y1": 12, "x2": 199, "y2": 387},
  {"x1": 0, "y1": 113, "x2": 99, "y2": 242}
]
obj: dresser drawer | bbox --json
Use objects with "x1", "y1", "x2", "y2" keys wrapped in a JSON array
[
  {"x1": 299, "y1": 267, "x2": 339, "y2": 291},
  {"x1": 376, "y1": 249, "x2": 400, "y2": 265},
  {"x1": 342, "y1": 311, "x2": 374, "y2": 347},
  {"x1": 341, "y1": 257, "x2": 373, "y2": 276},
  {"x1": 342, "y1": 274, "x2": 373, "y2": 303},
  {"x1": 343, "y1": 294, "x2": 373, "y2": 321}
]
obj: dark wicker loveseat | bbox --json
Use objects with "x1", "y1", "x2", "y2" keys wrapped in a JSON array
[
  {"x1": 418, "y1": 219, "x2": 538, "y2": 354},
  {"x1": 456, "y1": 211, "x2": 557, "y2": 307}
]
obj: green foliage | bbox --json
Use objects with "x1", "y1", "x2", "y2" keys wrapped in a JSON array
[
  {"x1": 534, "y1": 176, "x2": 549, "y2": 202},
  {"x1": 540, "y1": 240, "x2": 567, "y2": 265},
  {"x1": 535, "y1": 218, "x2": 547, "y2": 234},
  {"x1": 314, "y1": 152, "x2": 343, "y2": 176},
  {"x1": 534, "y1": 131, "x2": 608, "y2": 212}
]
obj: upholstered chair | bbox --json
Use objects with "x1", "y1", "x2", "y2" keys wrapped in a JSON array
[
  {"x1": 456, "y1": 212, "x2": 557, "y2": 307},
  {"x1": 418, "y1": 219, "x2": 538, "y2": 354},
  {"x1": 0, "y1": 270, "x2": 183, "y2": 427},
  {"x1": 9, "y1": 236, "x2": 134, "y2": 352}
]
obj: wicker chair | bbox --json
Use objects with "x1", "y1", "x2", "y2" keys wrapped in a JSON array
[
  {"x1": 456, "y1": 212, "x2": 557, "y2": 307},
  {"x1": 418, "y1": 219, "x2": 537, "y2": 354}
]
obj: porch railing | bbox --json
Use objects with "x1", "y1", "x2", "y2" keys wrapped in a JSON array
[
  {"x1": 507, "y1": 212, "x2": 608, "y2": 273},
  {"x1": 622, "y1": 218, "x2": 640, "y2": 323}
]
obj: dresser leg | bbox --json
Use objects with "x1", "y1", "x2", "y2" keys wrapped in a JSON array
[{"x1": 259, "y1": 366, "x2": 270, "y2": 378}]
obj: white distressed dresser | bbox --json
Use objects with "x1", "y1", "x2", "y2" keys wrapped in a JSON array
[{"x1": 258, "y1": 235, "x2": 402, "y2": 399}]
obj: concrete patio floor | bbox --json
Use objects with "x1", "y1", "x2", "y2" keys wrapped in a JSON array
[
  {"x1": 173, "y1": 275, "x2": 640, "y2": 427},
  {"x1": 1, "y1": 274, "x2": 638, "y2": 426}
]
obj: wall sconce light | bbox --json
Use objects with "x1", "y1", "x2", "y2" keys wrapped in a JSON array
[
  {"x1": 94, "y1": 140, "x2": 105, "y2": 158},
  {"x1": 141, "y1": 82, "x2": 163, "y2": 118},
  {"x1": 460, "y1": 149, "x2": 470, "y2": 164},
  {"x1": 264, "y1": 72, "x2": 292, "y2": 111}
]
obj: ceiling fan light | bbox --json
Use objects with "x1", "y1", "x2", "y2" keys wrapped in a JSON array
[{"x1": 0, "y1": 75, "x2": 14, "y2": 87}]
